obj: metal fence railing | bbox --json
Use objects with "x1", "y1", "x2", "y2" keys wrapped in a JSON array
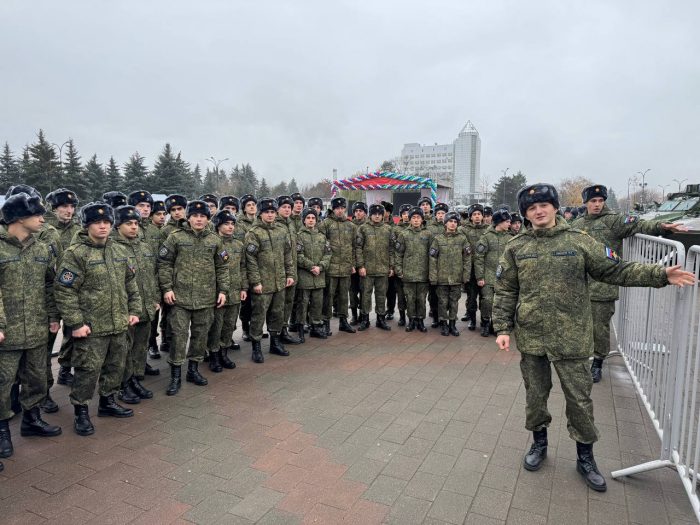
[{"x1": 611, "y1": 236, "x2": 700, "y2": 523}]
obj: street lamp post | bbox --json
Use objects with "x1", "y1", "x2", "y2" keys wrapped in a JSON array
[
  {"x1": 627, "y1": 176, "x2": 638, "y2": 214},
  {"x1": 672, "y1": 178, "x2": 688, "y2": 193},
  {"x1": 206, "y1": 156, "x2": 229, "y2": 190},
  {"x1": 637, "y1": 169, "x2": 651, "y2": 210},
  {"x1": 657, "y1": 185, "x2": 669, "y2": 201},
  {"x1": 501, "y1": 167, "x2": 509, "y2": 206},
  {"x1": 50, "y1": 140, "x2": 70, "y2": 193}
]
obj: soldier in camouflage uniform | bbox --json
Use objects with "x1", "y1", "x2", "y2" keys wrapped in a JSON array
[
  {"x1": 276, "y1": 195, "x2": 302, "y2": 345},
  {"x1": 129, "y1": 190, "x2": 164, "y2": 253},
  {"x1": 388, "y1": 203, "x2": 411, "y2": 327},
  {"x1": 147, "y1": 199, "x2": 167, "y2": 361},
  {"x1": 245, "y1": 198, "x2": 296, "y2": 363},
  {"x1": 430, "y1": 211, "x2": 471, "y2": 337},
  {"x1": 111, "y1": 206, "x2": 160, "y2": 405},
  {"x1": 308, "y1": 197, "x2": 324, "y2": 218},
  {"x1": 394, "y1": 207, "x2": 432, "y2": 333},
  {"x1": 425, "y1": 203, "x2": 448, "y2": 328},
  {"x1": 509, "y1": 213, "x2": 523, "y2": 235},
  {"x1": 319, "y1": 197, "x2": 357, "y2": 335},
  {"x1": 219, "y1": 196, "x2": 239, "y2": 216},
  {"x1": 349, "y1": 201, "x2": 367, "y2": 325},
  {"x1": 158, "y1": 201, "x2": 229, "y2": 395},
  {"x1": 295, "y1": 208, "x2": 331, "y2": 340},
  {"x1": 459, "y1": 204, "x2": 489, "y2": 328},
  {"x1": 474, "y1": 209, "x2": 512, "y2": 337},
  {"x1": 483, "y1": 206, "x2": 493, "y2": 225},
  {"x1": 492, "y1": 183, "x2": 695, "y2": 492},
  {"x1": 0, "y1": 194, "x2": 62, "y2": 462},
  {"x1": 571, "y1": 184, "x2": 687, "y2": 382},
  {"x1": 55, "y1": 203, "x2": 143, "y2": 436},
  {"x1": 102, "y1": 191, "x2": 127, "y2": 209},
  {"x1": 237, "y1": 194, "x2": 259, "y2": 342},
  {"x1": 290, "y1": 193, "x2": 305, "y2": 232},
  {"x1": 207, "y1": 210, "x2": 247, "y2": 371},
  {"x1": 356, "y1": 204, "x2": 393, "y2": 331},
  {"x1": 200, "y1": 194, "x2": 219, "y2": 218},
  {"x1": 417, "y1": 196, "x2": 433, "y2": 222}
]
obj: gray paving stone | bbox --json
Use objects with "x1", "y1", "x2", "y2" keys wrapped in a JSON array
[
  {"x1": 228, "y1": 486, "x2": 284, "y2": 522},
  {"x1": 403, "y1": 471, "x2": 446, "y2": 502},
  {"x1": 419, "y1": 451, "x2": 458, "y2": 477},
  {"x1": 427, "y1": 490, "x2": 472, "y2": 524},
  {"x1": 362, "y1": 474, "x2": 408, "y2": 505},
  {"x1": 183, "y1": 491, "x2": 243, "y2": 524},
  {"x1": 343, "y1": 457, "x2": 385, "y2": 484},
  {"x1": 385, "y1": 495, "x2": 431, "y2": 525},
  {"x1": 381, "y1": 454, "x2": 422, "y2": 481},
  {"x1": 470, "y1": 486, "x2": 513, "y2": 521}
]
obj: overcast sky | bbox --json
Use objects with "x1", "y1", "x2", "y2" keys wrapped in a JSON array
[{"x1": 1, "y1": 0, "x2": 698, "y2": 195}]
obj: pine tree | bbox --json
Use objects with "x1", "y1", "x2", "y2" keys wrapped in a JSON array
[
  {"x1": 607, "y1": 189, "x2": 620, "y2": 211},
  {"x1": 258, "y1": 177, "x2": 270, "y2": 196},
  {"x1": 20, "y1": 146, "x2": 31, "y2": 183},
  {"x1": 271, "y1": 181, "x2": 288, "y2": 196},
  {"x1": 174, "y1": 152, "x2": 194, "y2": 195},
  {"x1": 151, "y1": 144, "x2": 181, "y2": 194},
  {"x1": 288, "y1": 178, "x2": 299, "y2": 194},
  {"x1": 25, "y1": 130, "x2": 61, "y2": 196},
  {"x1": 62, "y1": 139, "x2": 89, "y2": 198},
  {"x1": 83, "y1": 155, "x2": 105, "y2": 201},
  {"x1": 202, "y1": 168, "x2": 217, "y2": 195},
  {"x1": 491, "y1": 171, "x2": 527, "y2": 210},
  {"x1": 190, "y1": 164, "x2": 203, "y2": 197},
  {"x1": 0, "y1": 142, "x2": 21, "y2": 192},
  {"x1": 238, "y1": 163, "x2": 258, "y2": 196},
  {"x1": 123, "y1": 152, "x2": 149, "y2": 193},
  {"x1": 105, "y1": 156, "x2": 123, "y2": 191}
]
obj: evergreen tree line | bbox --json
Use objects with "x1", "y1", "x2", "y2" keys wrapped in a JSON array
[{"x1": 0, "y1": 130, "x2": 303, "y2": 202}]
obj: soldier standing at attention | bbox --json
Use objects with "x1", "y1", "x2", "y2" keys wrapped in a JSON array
[
  {"x1": 426, "y1": 203, "x2": 449, "y2": 328},
  {"x1": 0, "y1": 193, "x2": 62, "y2": 462},
  {"x1": 111, "y1": 206, "x2": 159, "y2": 404},
  {"x1": 219, "y1": 196, "x2": 240, "y2": 216},
  {"x1": 200, "y1": 194, "x2": 219, "y2": 218},
  {"x1": 295, "y1": 208, "x2": 331, "y2": 340},
  {"x1": 493, "y1": 183, "x2": 695, "y2": 492},
  {"x1": 308, "y1": 197, "x2": 324, "y2": 218},
  {"x1": 388, "y1": 203, "x2": 411, "y2": 327},
  {"x1": 570, "y1": 184, "x2": 687, "y2": 382},
  {"x1": 128, "y1": 190, "x2": 164, "y2": 252},
  {"x1": 356, "y1": 204, "x2": 394, "y2": 331},
  {"x1": 54, "y1": 202, "x2": 142, "y2": 436},
  {"x1": 460, "y1": 204, "x2": 488, "y2": 329},
  {"x1": 207, "y1": 210, "x2": 247, "y2": 371},
  {"x1": 430, "y1": 211, "x2": 471, "y2": 337},
  {"x1": 483, "y1": 206, "x2": 493, "y2": 225},
  {"x1": 237, "y1": 194, "x2": 259, "y2": 342},
  {"x1": 245, "y1": 198, "x2": 296, "y2": 363},
  {"x1": 394, "y1": 207, "x2": 432, "y2": 333},
  {"x1": 474, "y1": 209, "x2": 512, "y2": 337},
  {"x1": 102, "y1": 191, "x2": 128, "y2": 209},
  {"x1": 290, "y1": 193, "x2": 305, "y2": 232},
  {"x1": 147, "y1": 199, "x2": 167, "y2": 361},
  {"x1": 509, "y1": 213, "x2": 523, "y2": 235},
  {"x1": 276, "y1": 195, "x2": 302, "y2": 345},
  {"x1": 319, "y1": 197, "x2": 357, "y2": 336},
  {"x1": 158, "y1": 201, "x2": 229, "y2": 396},
  {"x1": 349, "y1": 201, "x2": 368, "y2": 325},
  {"x1": 417, "y1": 196, "x2": 433, "y2": 222}
]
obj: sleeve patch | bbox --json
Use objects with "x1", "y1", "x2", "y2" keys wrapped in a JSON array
[
  {"x1": 58, "y1": 268, "x2": 77, "y2": 286},
  {"x1": 464, "y1": 245, "x2": 472, "y2": 256},
  {"x1": 246, "y1": 243, "x2": 258, "y2": 254},
  {"x1": 605, "y1": 246, "x2": 620, "y2": 263},
  {"x1": 355, "y1": 235, "x2": 364, "y2": 246},
  {"x1": 325, "y1": 241, "x2": 332, "y2": 253},
  {"x1": 429, "y1": 247, "x2": 439, "y2": 257},
  {"x1": 220, "y1": 250, "x2": 229, "y2": 262},
  {"x1": 496, "y1": 264, "x2": 503, "y2": 279},
  {"x1": 159, "y1": 246, "x2": 169, "y2": 258},
  {"x1": 395, "y1": 242, "x2": 402, "y2": 250},
  {"x1": 476, "y1": 244, "x2": 486, "y2": 254},
  {"x1": 624, "y1": 215, "x2": 638, "y2": 224},
  {"x1": 296, "y1": 242, "x2": 304, "y2": 253}
]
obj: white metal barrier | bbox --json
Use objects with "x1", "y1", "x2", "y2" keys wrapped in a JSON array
[{"x1": 611, "y1": 236, "x2": 700, "y2": 523}]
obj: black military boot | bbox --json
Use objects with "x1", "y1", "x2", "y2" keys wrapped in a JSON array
[
  {"x1": 405, "y1": 318, "x2": 415, "y2": 332},
  {"x1": 41, "y1": 393, "x2": 59, "y2": 414},
  {"x1": 10, "y1": 382, "x2": 21, "y2": 415},
  {"x1": 467, "y1": 313, "x2": 476, "y2": 331},
  {"x1": 441, "y1": 321, "x2": 450, "y2": 337},
  {"x1": 166, "y1": 365, "x2": 182, "y2": 396},
  {"x1": 358, "y1": 314, "x2": 370, "y2": 331},
  {"x1": 523, "y1": 429, "x2": 547, "y2": 471},
  {"x1": 57, "y1": 365, "x2": 74, "y2": 386},
  {"x1": 73, "y1": 405, "x2": 94, "y2": 436},
  {"x1": 295, "y1": 323, "x2": 306, "y2": 344},
  {"x1": 270, "y1": 334, "x2": 290, "y2": 356},
  {"x1": 148, "y1": 345, "x2": 161, "y2": 359},
  {"x1": 339, "y1": 317, "x2": 356, "y2": 333},
  {"x1": 159, "y1": 341, "x2": 170, "y2": 353},
  {"x1": 118, "y1": 380, "x2": 141, "y2": 404},
  {"x1": 310, "y1": 323, "x2": 327, "y2": 339},
  {"x1": 323, "y1": 320, "x2": 333, "y2": 337},
  {"x1": 252, "y1": 341, "x2": 264, "y2": 363},
  {"x1": 220, "y1": 347, "x2": 236, "y2": 369},
  {"x1": 350, "y1": 307, "x2": 359, "y2": 326},
  {"x1": 449, "y1": 320, "x2": 460, "y2": 337},
  {"x1": 20, "y1": 406, "x2": 62, "y2": 437},
  {"x1": 576, "y1": 442, "x2": 607, "y2": 492},
  {"x1": 280, "y1": 327, "x2": 301, "y2": 345},
  {"x1": 417, "y1": 319, "x2": 428, "y2": 333},
  {"x1": 144, "y1": 363, "x2": 160, "y2": 376},
  {"x1": 208, "y1": 350, "x2": 223, "y2": 373},
  {"x1": 398, "y1": 310, "x2": 406, "y2": 327},
  {"x1": 130, "y1": 376, "x2": 153, "y2": 399},
  {"x1": 242, "y1": 320, "x2": 251, "y2": 342},
  {"x1": 591, "y1": 358, "x2": 603, "y2": 383},
  {"x1": 376, "y1": 314, "x2": 391, "y2": 331},
  {"x1": 431, "y1": 314, "x2": 440, "y2": 329},
  {"x1": 385, "y1": 310, "x2": 394, "y2": 320},
  {"x1": 0, "y1": 420, "x2": 13, "y2": 458},
  {"x1": 186, "y1": 360, "x2": 208, "y2": 385},
  {"x1": 231, "y1": 340, "x2": 241, "y2": 350},
  {"x1": 460, "y1": 312, "x2": 469, "y2": 322},
  {"x1": 98, "y1": 394, "x2": 134, "y2": 418},
  {"x1": 480, "y1": 320, "x2": 490, "y2": 337}
]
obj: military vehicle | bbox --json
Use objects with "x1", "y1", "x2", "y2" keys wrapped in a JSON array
[{"x1": 640, "y1": 184, "x2": 700, "y2": 222}]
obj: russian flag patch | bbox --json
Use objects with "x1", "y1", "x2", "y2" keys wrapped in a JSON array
[{"x1": 605, "y1": 246, "x2": 620, "y2": 263}]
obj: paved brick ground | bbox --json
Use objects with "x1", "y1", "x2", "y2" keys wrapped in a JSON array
[{"x1": 0, "y1": 312, "x2": 696, "y2": 524}]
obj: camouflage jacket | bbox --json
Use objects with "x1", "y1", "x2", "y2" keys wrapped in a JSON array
[
  {"x1": 355, "y1": 221, "x2": 394, "y2": 276},
  {"x1": 460, "y1": 222, "x2": 489, "y2": 251},
  {"x1": 474, "y1": 226, "x2": 512, "y2": 285},
  {"x1": 492, "y1": 218, "x2": 669, "y2": 360},
  {"x1": 157, "y1": 225, "x2": 230, "y2": 310},
  {"x1": 139, "y1": 218, "x2": 165, "y2": 254},
  {"x1": 570, "y1": 206, "x2": 665, "y2": 301},
  {"x1": 319, "y1": 214, "x2": 356, "y2": 276},
  {"x1": 276, "y1": 215, "x2": 298, "y2": 268},
  {"x1": 395, "y1": 226, "x2": 433, "y2": 283},
  {"x1": 429, "y1": 231, "x2": 472, "y2": 285},
  {"x1": 162, "y1": 218, "x2": 187, "y2": 238},
  {"x1": 426, "y1": 218, "x2": 445, "y2": 237},
  {"x1": 296, "y1": 227, "x2": 331, "y2": 289},
  {"x1": 235, "y1": 215, "x2": 257, "y2": 243},
  {"x1": 112, "y1": 232, "x2": 160, "y2": 322},
  {"x1": 290, "y1": 214, "x2": 303, "y2": 232},
  {"x1": 218, "y1": 234, "x2": 248, "y2": 304},
  {"x1": 37, "y1": 223, "x2": 63, "y2": 263},
  {"x1": 55, "y1": 231, "x2": 142, "y2": 335},
  {"x1": 0, "y1": 227, "x2": 58, "y2": 350},
  {"x1": 45, "y1": 211, "x2": 81, "y2": 252},
  {"x1": 352, "y1": 217, "x2": 367, "y2": 228},
  {"x1": 245, "y1": 221, "x2": 295, "y2": 293}
]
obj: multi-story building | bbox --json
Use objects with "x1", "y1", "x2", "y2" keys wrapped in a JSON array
[{"x1": 398, "y1": 121, "x2": 481, "y2": 203}]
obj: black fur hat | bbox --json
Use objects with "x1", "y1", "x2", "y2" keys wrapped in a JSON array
[
  {"x1": 219, "y1": 196, "x2": 239, "y2": 211},
  {"x1": 302, "y1": 207, "x2": 318, "y2": 221},
  {"x1": 127, "y1": 190, "x2": 154, "y2": 206},
  {"x1": 468, "y1": 204, "x2": 484, "y2": 217},
  {"x1": 277, "y1": 195, "x2": 294, "y2": 207},
  {"x1": 199, "y1": 193, "x2": 219, "y2": 206},
  {"x1": 399, "y1": 204, "x2": 412, "y2": 216},
  {"x1": 152, "y1": 200, "x2": 166, "y2": 214},
  {"x1": 517, "y1": 183, "x2": 560, "y2": 216},
  {"x1": 408, "y1": 206, "x2": 424, "y2": 219},
  {"x1": 368, "y1": 204, "x2": 384, "y2": 216},
  {"x1": 102, "y1": 191, "x2": 127, "y2": 208},
  {"x1": 330, "y1": 197, "x2": 347, "y2": 210},
  {"x1": 510, "y1": 212, "x2": 523, "y2": 223},
  {"x1": 352, "y1": 201, "x2": 367, "y2": 213},
  {"x1": 492, "y1": 210, "x2": 512, "y2": 226},
  {"x1": 186, "y1": 200, "x2": 211, "y2": 219},
  {"x1": 257, "y1": 197, "x2": 278, "y2": 214},
  {"x1": 308, "y1": 197, "x2": 323, "y2": 209},
  {"x1": 434, "y1": 202, "x2": 449, "y2": 214},
  {"x1": 581, "y1": 184, "x2": 608, "y2": 203},
  {"x1": 483, "y1": 206, "x2": 493, "y2": 216},
  {"x1": 417, "y1": 196, "x2": 432, "y2": 208},
  {"x1": 165, "y1": 194, "x2": 187, "y2": 212},
  {"x1": 291, "y1": 193, "x2": 305, "y2": 205},
  {"x1": 240, "y1": 194, "x2": 257, "y2": 209},
  {"x1": 213, "y1": 210, "x2": 236, "y2": 228},
  {"x1": 1, "y1": 193, "x2": 46, "y2": 224},
  {"x1": 6, "y1": 184, "x2": 41, "y2": 200},
  {"x1": 114, "y1": 205, "x2": 141, "y2": 227},
  {"x1": 46, "y1": 188, "x2": 79, "y2": 209},
  {"x1": 444, "y1": 211, "x2": 461, "y2": 224},
  {"x1": 381, "y1": 200, "x2": 394, "y2": 213},
  {"x1": 81, "y1": 202, "x2": 115, "y2": 226}
]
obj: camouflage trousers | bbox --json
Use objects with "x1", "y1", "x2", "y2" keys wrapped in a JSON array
[
  {"x1": 349, "y1": 272, "x2": 362, "y2": 310},
  {"x1": 386, "y1": 275, "x2": 406, "y2": 313},
  {"x1": 283, "y1": 284, "x2": 297, "y2": 329},
  {"x1": 251, "y1": 290, "x2": 285, "y2": 341},
  {"x1": 465, "y1": 277, "x2": 483, "y2": 318},
  {"x1": 479, "y1": 284, "x2": 495, "y2": 321},
  {"x1": 0, "y1": 345, "x2": 47, "y2": 420},
  {"x1": 298, "y1": 288, "x2": 324, "y2": 325},
  {"x1": 159, "y1": 303, "x2": 174, "y2": 348},
  {"x1": 70, "y1": 332, "x2": 128, "y2": 406},
  {"x1": 57, "y1": 325, "x2": 74, "y2": 368},
  {"x1": 208, "y1": 302, "x2": 241, "y2": 351},
  {"x1": 520, "y1": 353, "x2": 598, "y2": 444},
  {"x1": 168, "y1": 306, "x2": 214, "y2": 366},
  {"x1": 123, "y1": 321, "x2": 151, "y2": 382},
  {"x1": 324, "y1": 276, "x2": 350, "y2": 320},
  {"x1": 403, "y1": 282, "x2": 428, "y2": 319},
  {"x1": 591, "y1": 300, "x2": 616, "y2": 360},
  {"x1": 361, "y1": 275, "x2": 388, "y2": 315},
  {"x1": 436, "y1": 285, "x2": 461, "y2": 321}
]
